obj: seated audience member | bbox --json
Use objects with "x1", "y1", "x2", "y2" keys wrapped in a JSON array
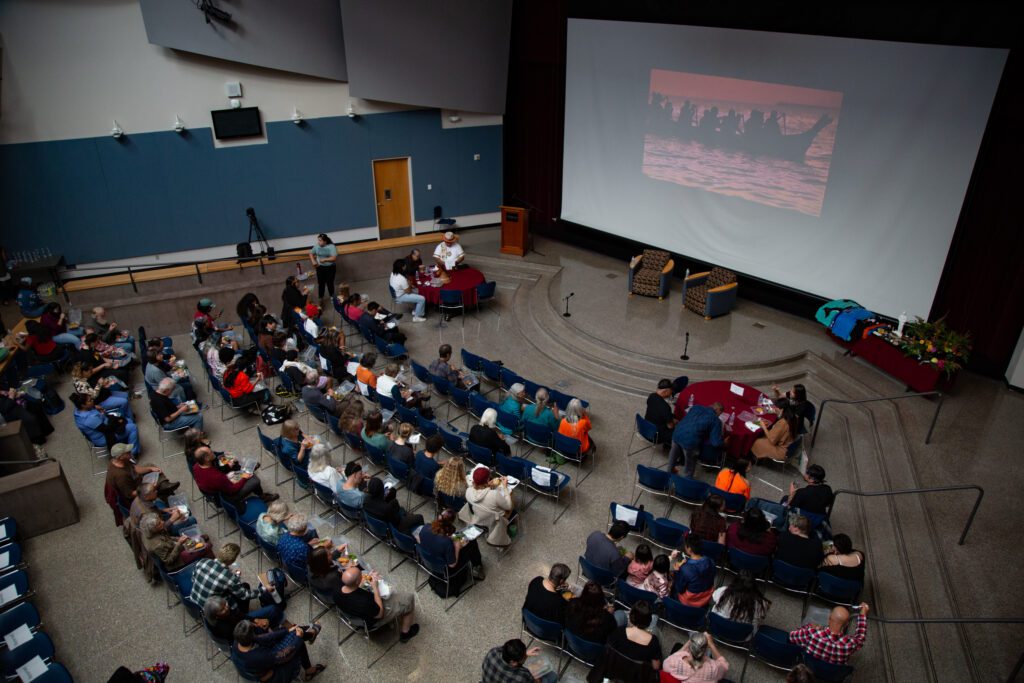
[
  {"x1": 17, "y1": 320, "x2": 64, "y2": 363},
  {"x1": 315, "y1": 328, "x2": 351, "y2": 381},
  {"x1": 192, "y1": 446, "x2": 278, "y2": 507},
  {"x1": 663, "y1": 632, "x2": 729, "y2": 682},
  {"x1": 360, "y1": 301, "x2": 407, "y2": 345},
  {"x1": 105, "y1": 443, "x2": 175, "y2": 501},
  {"x1": 419, "y1": 508, "x2": 486, "y2": 584},
  {"x1": 360, "y1": 410, "x2": 391, "y2": 451},
  {"x1": 390, "y1": 258, "x2": 427, "y2": 322},
  {"x1": 522, "y1": 388, "x2": 560, "y2": 432},
  {"x1": 787, "y1": 464, "x2": 835, "y2": 515},
  {"x1": 714, "y1": 459, "x2": 752, "y2": 500},
  {"x1": 338, "y1": 398, "x2": 365, "y2": 435},
  {"x1": 789, "y1": 604, "x2": 870, "y2": 665},
  {"x1": 726, "y1": 508, "x2": 778, "y2": 557},
  {"x1": 355, "y1": 353, "x2": 379, "y2": 393},
  {"x1": 257, "y1": 317, "x2": 280, "y2": 357},
  {"x1": 644, "y1": 379, "x2": 676, "y2": 447},
  {"x1": 256, "y1": 500, "x2": 292, "y2": 546},
  {"x1": 337, "y1": 461, "x2": 367, "y2": 507},
  {"x1": 497, "y1": 383, "x2": 527, "y2": 434},
  {"x1": 150, "y1": 377, "x2": 204, "y2": 432},
  {"x1": 711, "y1": 574, "x2": 771, "y2": 627},
  {"x1": 689, "y1": 494, "x2": 727, "y2": 544},
  {"x1": 130, "y1": 481, "x2": 195, "y2": 534},
  {"x1": 433, "y1": 231, "x2": 465, "y2": 270},
  {"x1": 0, "y1": 386, "x2": 53, "y2": 447},
  {"x1": 565, "y1": 581, "x2": 618, "y2": 644},
  {"x1": 193, "y1": 298, "x2": 230, "y2": 343},
  {"x1": 184, "y1": 428, "x2": 235, "y2": 471},
  {"x1": 281, "y1": 348, "x2": 318, "y2": 383},
  {"x1": 771, "y1": 382, "x2": 815, "y2": 431},
  {"x1": 208, "y1": 346, "x2": 235, "y2": 380},
  {"x1": 523, "y1": 563, "x2": 571, "y2": 625},
  {"x1": 820, "y1": 533, "x2": 866, "y2": 582},
  {"x1": 236, "y1": 293, "x2": 262, "y2": 329},
  {"x1": 39, "y1": 302, "x2": 83, "y2": 347},
  {"x1": 404, "y1": 248, "x2": 424, "y2": 274},
  {"x1": 459, "y1": 466, "x2": 516, "y2": 547},
  {"x1": 342, "y1": 293, "x2": 365, "y2": 323},
  {"x1": 231, "y1": 619, "x2": 325, "y2": 683},
  {"x1": 481, "y1": 639, "x2": 554, "y2": 683},
  {"x1": 377, "y1": 363, "x2": 432, "y2": 416},
  {"x1": 277, "y1": 420, "x2": 313, "y2": 466},
  {"x1": 139, "y1": 512, "x2": 208, "y2": 571},
  {"x1": 776, "y1": 515, "x2": 824, "y2": 570},
  {"x1": 750, "y1": 403, "x2": 799, "y2": 463},
  {"x1": 222, "y1": 355, "x2": 272, "y2": 408},
  {"x1": 307, "y1": 444, "x2": 343, "y2": 493},
  {"x1": 332, "y1": 560, "x2": 421, "y2": 642},
  {"x1": 626, "y1": 544, "x2": 655, "y2": 588},
  {"x1": 144, "y1": 349, "x2": 190, "y2": 401},
  {"x1": 584, "y1": 520, "x2": 632, "y2": 576},
  {"x1": 363, "y1": 477, "x2": 423, "y2": 534},
  {"x1": 280, "y1": 276, "x2": 309, "y2": 331},
  {"x1": 435, "y1": 456, "x2": 468, "y2": 499},
  {"x1": 470, "y1": 408, "x2": 511, "y2": 457},
  {"x1": 277, "y1": 513, "x2": 324, "y2": 569},
  {"x1": 70, "y1": 361, "x2": 132, "y2": 419},
  {"x1": 558, "y1": 398, "x2": 595, "y2": 455},
  {"x1": 668, "y1": 401, "x2": 724, "y2": 477},
  {"x1": 641, "y1": 553, "x2": 675, "y2": 598},
  {"x1": 428, "y1": 343, "x2": 479, "y2": 390},
  {"x1": 202, "y1": 595, "x2": 285, "y2": 645},
  {"x1": 302, "y1": 303, "x2": 321, "y2": 339},
  {"x1": 607, "y1": 601, "x2": 663, "y2": 672},
  {"x1": 191, "y1": 543, "x2": 283, "y2": 612},
  {"x1": 301, "y1": 371, "x2": 338, "y2": 416},
  {"x1": 73, "y1": 393, "x2": 141, "y2": 456},
  {"x1": 673, "y1": 535, "x2": 716, "y2": 607},
  {"x1": 16, "y1": 277, "x2": 47, "y2": 317},
  {"x1": 90, "y1": 306, "x2": 134, "y2": 351},
  {"x1": 414, "y1": 434, "x2": 445, "y2": 480},
  {"x1": 388, "y1": 422, "x2": 416, "y2": 466}
]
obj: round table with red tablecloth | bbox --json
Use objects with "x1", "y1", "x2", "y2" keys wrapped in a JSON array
[
  {"x1": 413, "y1": 266, "x2": 485, "y2": 307},
  {"x1": 673, "y1": 380, "x2": 776, "y2": 459}
]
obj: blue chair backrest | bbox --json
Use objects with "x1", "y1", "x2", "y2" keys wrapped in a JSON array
[
  {"x1": 327, "y1": 412, "x2": 344, "y2": 439},
  {"x1": 337, "y1": 499, "x2": 363, "y2": 523},
  {"x1": 377, "y1": 391, "x2": 397, "y2": 412},
  {"x1": 648, "y1": 517, "x2": 689, "y2": 547},
  {"x1": 461, "y1": 349, "x2": 483, "y2": 372},
  {"x1": 553, "y1": 432, "x2": 582, "y2": 457},
  {"x1": 772, "y1": 559, "x2": 815, "y2": 589},
  {"x1": 388, "y1": 284, "x2": 398, "y2": 301},
  {"x1": 785, "y1": 434, "x2": 804, "y2": 459},
  {"x1": 564, "y1": 629, "x2": 604, "y2": 665},
  {"x1": 636, "y1": 464, "x2": 671, "y2": 491},
  {"x1": 389, "y1": 524, "x2": 417, "y2": 555},
  {"x1": 220, "y1": 494, "x2": 241, "y2": 523},
  {"x1": 468, "y1": 441, "x2": 495, "y2": 467},
  {"x1": 523, "y1": 380, "x2": 544, "y2": 400},
  {"x1": 499, "y1": 367, "x2": 523, "y2": 390},
  {"x1": 285, "y1": 556, "x2": 308, "y2": 585},
  {"x1": 418, "y1": 416, "x2": 439, "y2": 437},
  {"x1": 578, "y1": 555, "x2": 617, "y2": 588},
  {"x1": 702, "y1": 540, "x2": 726, "y2": 563},
  {"x1": 634, "y1": 414, "x2": 659, "y2": 443},
  {"x1": 363, "y1": 512, "x2": 390, "y2": 539},
  {"x1": 416, "y1": 546, "x2": 449, "y2": 577},
  {"x1": 439, "y1": 427, "x2": 467, "y2": 455},
  {"x1": 258, "y1": 534, "x2": 281, "y2": 562},
  {"x1": 480, "y1": 358, "x2": 502, "y2": 382},
  {"x1": 496, "y1": 408, "x2": 521, "y2": 433},
  {"x1": 805, "y1": 654, "x2": 855, "y2": 682},
  {"x1": 728, "y1": 547, "x2": 771, "y2": 574},
  {"x1": 523, "y1": 421, "x2": 553, "y2": 447},
  {"x1": 522, "y1": 608, "x2": 564, "y2": 643},
  {"x1": 437, "y1": 491, "x2": 466, "y2": 513},
  {"x1": 750, "y1": 625, "x2": 803, "y2": 669},
  {"x1": 312, "y1": 480, "x2": 336, "y2": 507},
  {"x1": 2, "y1": 631, "x2": 54, "y2": 671},
  {"x1": 411, "y1": 361, "x2": 431, "y2": 384},
  {"x1": 294, "y1": 464, "x2": 312, "y2": 490},
  {"x1": 37, "y1": 662, "x2": 74, "y2": 683},
  {"x1": 439, "y1": 289, "x2": 463, "y2": 305},
  {"x1": 708, "y1": 612, "x2": 754, "y2": 644},
  {"x1": 549, "y1": 389, "x2": 573, "y2": 411},
  {"x1": 661, "y1": 596, "x2": 708, "y2": 631},
  {"x1": 469, "y1": 393, "x2": 493, "y2": 417},
  {"x1": 708, "y1": 486, "x2": 746, "y2": 514},
  {"x1": 257, "y1": 427, "x2": 278, "y2": 456},
  {"x1": 616, "y1": 579, "x2": 658, "y2": 608},
  {"x1": 0, "y1": 602, "x2": 39, "y2": 640},
  {"x1": 396, "y1": 404, "x2": 419, "y2": 424},
  {"x1": 450, "y1": 386, "x2": 472, "y2": 408},
  {"x1": 364, "y1": 442, "x2": 388, "y2": 467},
  {"x1": 387, "y1": 455, "x2": 411, "y2": 481},
  {"x1": 609, "y1": 501, "x2": 647, "y2": 534},
  {"x1": 815, "y1": 572, "x2": 863, "y2": 603},
  {"x1": 476, "y1": 281, "x2": 496, "y2": 300},
  {"x1": 671, "y1": 474, "x2": 710, "y2": 502},
  {"x1": 431, "y1": 375, "x2": 452, "y2": 397},
  {"x1": 344, "y1": 431, "x2": 365, "y2": 453}
]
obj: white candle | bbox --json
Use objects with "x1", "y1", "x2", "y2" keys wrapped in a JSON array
[{"x1": 896, "y1": 311, "x2": 907, "y2": 338}]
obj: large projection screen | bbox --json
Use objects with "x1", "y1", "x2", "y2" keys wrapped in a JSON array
[{"x1": 561, "y1": 19, "x2": 1007, "y2": 318}]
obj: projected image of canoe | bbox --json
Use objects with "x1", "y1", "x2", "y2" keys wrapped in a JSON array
[{"x1": 642, "y1": 69, "x2": 842, "y2": 217}]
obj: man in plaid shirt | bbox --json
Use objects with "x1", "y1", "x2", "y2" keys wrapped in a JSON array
[
  {"x1": 789, "y1": 603, "x2": 870, "y2": 665},
  {"x1": 189, "y1": 543, "x2": 262, "y2": 611},
  {"x1": 482, "y1": 639, "x2": 555, "y2": 683}
]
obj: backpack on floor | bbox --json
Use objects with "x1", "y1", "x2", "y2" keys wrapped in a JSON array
[{"x1": 261, "y1": 404, "x2": 290, "y2": 425}]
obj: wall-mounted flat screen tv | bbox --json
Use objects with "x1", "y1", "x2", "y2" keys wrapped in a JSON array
[{"x1": 211, "y1": 107, "x2": 263, "y2": 139}]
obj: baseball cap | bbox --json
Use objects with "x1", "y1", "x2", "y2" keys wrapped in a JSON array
[
  {"x1": 111, "y1": 443, "x2": 132, "y2": 458},
  {"x1": 472, "y1": 467, "x2": 490, "y2": 486},
  {"x1": 198, "y1": 298, "x2": 215, "y2": 309}
]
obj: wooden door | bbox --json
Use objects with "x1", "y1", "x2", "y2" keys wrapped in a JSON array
[{"x1": 372, "y1": 158, "x2": 412, "y2": 236}]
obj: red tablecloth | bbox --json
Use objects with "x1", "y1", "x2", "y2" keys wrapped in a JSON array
[
  {"x1": 673, "y1": 380, "x2": 774, "y2": 458},
  {"x1": 414, "y1": 267, "x2": 485, "y2": 307},
  {"x1": 850, "y1": 334, "x2": 945, "y2": 393}
]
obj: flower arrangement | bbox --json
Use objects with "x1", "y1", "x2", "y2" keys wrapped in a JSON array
[{"x1": 898, "y1": 317, "x2": 971, "y2": 377}]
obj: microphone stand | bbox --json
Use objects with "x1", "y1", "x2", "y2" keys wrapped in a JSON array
[
  {"x1": 562, "y1": 292, "x2": 575, "y2": 318},
  {"x1": 680, "y1": 331, "x2": 690, "y2": 361}
]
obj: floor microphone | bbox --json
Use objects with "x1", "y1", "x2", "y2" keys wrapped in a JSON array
[{"x1": 680, "y1": 331, "x2": 690, "y2": 361}]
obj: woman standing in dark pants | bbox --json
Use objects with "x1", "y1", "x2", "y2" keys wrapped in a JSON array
[{"x1": 308, "y1": 234, "x2": 337, "y2": 305}]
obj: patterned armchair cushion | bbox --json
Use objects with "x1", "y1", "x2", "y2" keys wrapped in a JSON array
[
  {"x1": 707, "y1": 267, "x2": 737, "y2": 289},
  {"x1": 684, "y1": 284, "x2": 708, "y2": 313},
  {"x1": 642, "y1": 249, "x2": 670, "y2": 271},
  {"x1": 633, "y1": 268, "x2": 663, "y2": 297}
]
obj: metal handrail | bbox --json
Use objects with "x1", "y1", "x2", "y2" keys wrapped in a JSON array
[
  {"x1": 864, "y1": 615, "x2": 1024, "y2": 683},
  {"x1": 810, "y1": 391, "x2": 945, "y2": 447},
  {"x1": 832, "y1": 485, "x2": 984, "y2": 545}
]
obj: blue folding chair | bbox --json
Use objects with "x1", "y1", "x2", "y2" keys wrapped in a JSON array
[
  {"x1": 478, "y1": 358, "x2": 503, "y2": 395},
  {"x1": 388, "y1": 524, "x2": 418, "y2": 572},
  {"x1": 805, "y1": 654, "x2": 855, "y2": 682},
  {"x1": 363, "y1": 442, "x2": 389, "y2": 475},
  {"x1": 563, "y1": 629, "x2": 604, "y2": 673},
  {"x1": 741, "y1": 625, "x2": 804, "y2": 680},
  {"x1": 553, "y1": 432, "x2": 592, "y2": 485},
  {"x1": 521, "y1": 421, "x2": 554, "y2": 460},
  {"x1": 474, "y1": 281, "x2": 497, "y2": 314},
  {"x1": 438, "y1": 289, "x2": 465, "y2": 325},
  {"x1": 415, "y1": 546, "x2": 473, "y2": 611},
  {"x1": 614, "y1": 578, "x2": 659, "y2": 611},
  {"x1": 608, "y1": 501, "x2": 649, "y2": 537},
  {"x1": 577, "y1": 555, "x2": 617, "y2": 592},
  {"x1": 770, "y1": 559, "x2": 816, "y2": 599},
  {"x1": 669, "y1": 474, "x2": 710, "y2": 516},
  {"x1": 436, "y1": 490, "x2": 466, "y2": 515},
  {"x1": 523, "y1": 464, "x2": 574, "y2": 523},
  {"x1": 496, "y1": 452, "x2": 531, "y2": 480},
  {"x1": 439, "y1": 425, "x2": 468, "y2": 458},
  {"x1": 469, "y1": 392, "x2": 495, "y2": 421},
  {"x1": 395, "y1": 403, "x2": 420, "y2": 425},
  {"x1": 499, "y1": 367, "x2": 525, "y2": 392},
  {"x1": 707, "y1": 611, "x2": 754, "y2": 651},
  {"x1": 725, "y1": 547, "x2": 771, "y2": 579},
  {"x1": 0, "y1": 570, "x2": 32, "y2": 611},
  {"x1": 460, "y1": 349, "x2": 485, "y2": 373},
  {"x1": 645, "y1": 517, "x2": 689, "y2": 552},
  {"x1": 702, "y1": 540, "x2": 726, "y2": 564},
  {"x1": 447, "y1": 386, "x2": 473, "y2": 428},
  {"x1": 709, "y1": 486, "x2": 747, "y2": 518},
  {"x1": 806, "y1": 573, "x2": 863, "y2": 617},
  {"x1": 0, "y1": 542, "x2": 25, "y2": 576},
  {"x1": 661, "y1": 596, "x2": 708, "y2": 636},
  {"x1": 626, "y1": 414, "x2": 661, "y2": 464},
  {"x1": 0, "y1": 601, "x2": 40, "y2": 636},
  {"x1": 417, "y1": 415, "x2": 439, "y2": 438},
  {"x1": 1, "y1": 631, "x2": 54, "y2": 674},
  {"x1": 496, "y1": 408, "x2": 522, "y2": 437},
  {"x1": 467, "y1": 441, "x2": 496, "y2": 467},
  {"x1": 634, "y1": 464, "x2": 672, "y2": 512},
  {"x1": 521, "y1": 608, "x2": 565, "y2": 672}
]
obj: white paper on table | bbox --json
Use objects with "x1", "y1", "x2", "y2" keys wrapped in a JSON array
[
  {"x1": 16, "y1": 655, "x2": 48, "y2": 683},
  {"x1": 745, "y1": 421, "x2": 761, "y2": 432},
  {"x1": 4, "y1": 623, "x2": 32, "y2": 649},
  {"x1": 729, "y1": 383, "x2": 745, "y2": 397},
  {"x1": 613, "y1": 504, "x2": 639, "y2": 527},
  {"x1": 0, "y1": 551, "x2": 8, "y2": 569},
  {"x1": 0, "y1": 585, "x2": 19, "y2": 606}
]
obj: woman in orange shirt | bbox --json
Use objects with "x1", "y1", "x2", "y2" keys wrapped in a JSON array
[
  {"x1": 558, "y1": 398, "x2": 595, "y2": 455},
  {"x1": 355, "y1": 352, "x2": 378, "y2": 394},
  {"x1": 714, "y1": 459, "x2": 751, "y2": 499}
]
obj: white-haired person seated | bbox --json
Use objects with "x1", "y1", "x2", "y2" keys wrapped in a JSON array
[
  {"x1": 230, "y1": 618, "x2": 325, "y2": 682},
  {"x1": 377, "y1": 363, "x2": 433, "y2": 417},
  {"x1": 276, "y1": 513, "x2": 327, "y2": 570},
  {"x1": 130, "y1": 481, "x2": 196, "y2": 535},
  {"x1": 469, "y1": 408, "x2": 511, "y2": 456},
  {"x1": 300, "y1": 370, "x2": 337, "y2": 416},
  {"x1": 497, "y1": 383, "x2": 527, "y2": 435},
  {"x1": 306, "y1": 444, "x2": 343, "y2": 493},
  {"x1": 663, "y1": 632, "x2": 730, "y2": 682},
  {"x1": 150, "y1": 377, "x2": 204, "y2": 432},
  {"x1": 558, "y1": 397, "x2": 594, "y2": 458},
  {"x1": 90, "y1": 306, "x2": 135, "y2": 352},
  {"x1": 256, "y1": 500, "x2": 292, "y2": 546},
  {"x1": 139, "y1": 512, "x2": 210, "y2": 571}
]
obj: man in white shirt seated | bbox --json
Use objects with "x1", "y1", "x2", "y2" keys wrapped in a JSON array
[
  {"x1": 389, "y1": 260, "x2": 427, "y2": 322},
  {"x1": 302, "y1": 304, "x2": 321, "y2": 338},
  {"x1": 433, "y1": 231, "x2": 465, "y2": 271}
]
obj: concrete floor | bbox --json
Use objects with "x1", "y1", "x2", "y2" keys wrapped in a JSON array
[{"x1": 8, "y1": 228, "x2": 1024, "y2": 682}]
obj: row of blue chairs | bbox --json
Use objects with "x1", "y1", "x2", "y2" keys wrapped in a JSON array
[{"x1": 1, "y1": 518, "x2": 75, "y2": 682}]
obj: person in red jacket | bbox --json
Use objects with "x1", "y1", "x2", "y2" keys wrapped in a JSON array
[
  {"x1": 221, "y1": 353, "x2": 272, "y2": 409},
  {"x1": 192, "y1": 447, "x2": 278, "y2": 507}
]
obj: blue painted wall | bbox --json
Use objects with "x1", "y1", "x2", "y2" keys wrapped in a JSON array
[{"x1": 0, "y1": 110, "x2": 502, "y2": 264}]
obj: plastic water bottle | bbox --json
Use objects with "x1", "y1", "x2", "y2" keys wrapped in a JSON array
[
  {"x1": 729, "y1": 412, "x2": 736, "y2": 430},
  {"x1": 687, "y1": 393, "x2": 694, "y2": 410}
]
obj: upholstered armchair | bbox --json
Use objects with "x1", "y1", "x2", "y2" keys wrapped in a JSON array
[
  {"x1": 682, "y1": 266, "x2": 738, "y2": 319},
  {"x1": 628, "y1": 249, "x2": 674, "y2": 300}
]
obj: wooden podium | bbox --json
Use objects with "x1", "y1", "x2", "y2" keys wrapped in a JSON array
[{"x1": 499, "y1": 205, "x2": 529, "y2": 256}]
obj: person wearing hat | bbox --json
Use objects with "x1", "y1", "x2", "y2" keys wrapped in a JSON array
[
  {"x1": 459, "y1": 465, "x2": 516, "y2": 547},
  {"x1": 105, "y1": 442, "x2": 178, "y2": 503},
  {"x1": 16, "y1": 277, "x2": 47, "y2": 317},
  {"x1": 786, "y1": 464, "x2": 834, "y2": 515},
  {"x1": 302, "y1": 303, "x2": 321, "y2": 339},
  {"x1": 433, "y1": 231, "x2": 464, "y2": 271},
  {"x1": 193, "y1": 298, "x2": 230, "y2": 344}
]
